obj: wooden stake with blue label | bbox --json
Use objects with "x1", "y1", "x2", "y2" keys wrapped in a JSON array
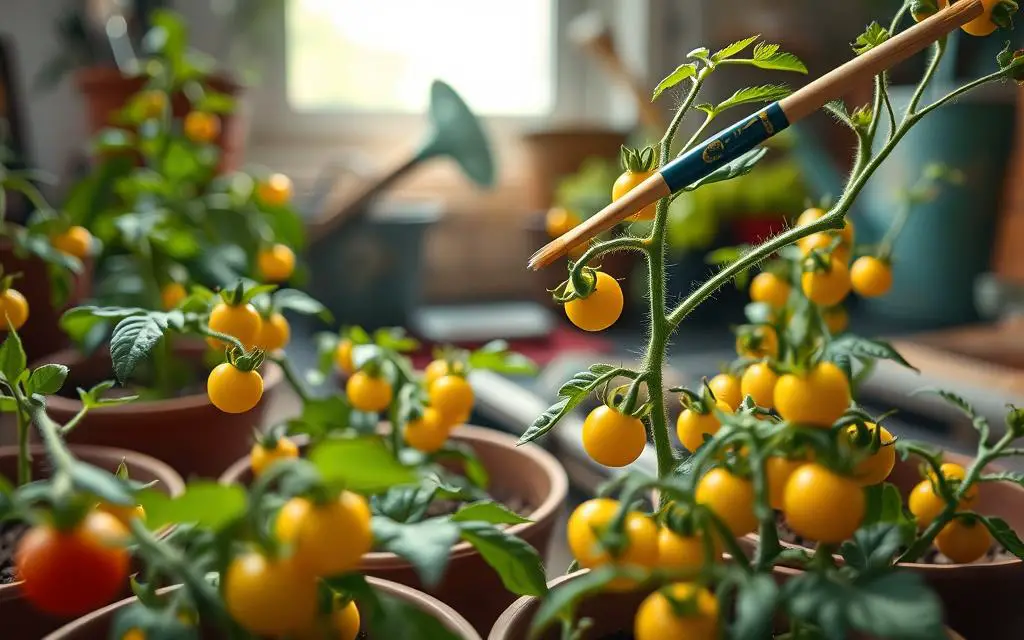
[{"x1": 528, "y1": 0, "x2": 984, "y2": 271}]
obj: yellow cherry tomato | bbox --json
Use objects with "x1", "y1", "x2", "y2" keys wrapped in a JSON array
[
  {"x1": 207, "y1": 363, "x2": 264, "y2": 414},
  {"x1": 774, "y1": 361, "x2": 851, "y2": 428},
  {"x1": 912, "y1": 0, "x2": 949, "y2": 22},
  {"x1": 257, "y1": 173, "x2": 294, "y2": 207},
  {"x1": 634, "y1": 583, "x2": 719, "y2": 640},
  {"x1": 695, "y1": 468, "x2": 757, "y2": 536},
  {"x1": 802, "y1": 256, "x2": 852, "y2": 306},
  {"x1": 749, "y1": 272, "x2": 791, "y2": 309},
  {"x1": 847, "y1": 423, "x2": 896, "y2": 486},
  {"x1": 613, "y1": 170, "x2": 656, "y2": 221},
  {"x1": 545, "y1": 206, "x2": 581, "y2": 238},
  {"x1": 429, "y1": 375, "x2": 474, "y2": 423},
  {"x1": 424, "y1": 359, "x2": 452, "y2": 388},
  {"x1": 404, "y1": 407, "x2": 448, "y2": 453},
  {"x1": 256, "y1": 313, "x2": 291, "y2": 352},
  {"x1": 823, "y1": 305, "x2": 848, "y2": 334},
  {"x1": 766, "y1": 456, "x2": 803, "y2": 511},
  {"x1": 707, "y1": 374, "x2": 742, "y2": 410},
  {"x1": 796, "y1": 207, "x2": 824, "y2": 227},
  {"x1": 851, "y1": 256, "x2": 894, "y2": 298},
  {"x1": 335, "y1": 339, "x2": 355, "y2": 375},
  {"x1": 564, "y1": 271, "x2": 624, "y2": 332},
  {"x1": 583, "y1": 404, "x2": 646, "y2": 467},
  {"x1": 275, "y1": 492, "x2": 373, "y2": 577},
  {"x1": 297, "y1": 599, "x2": 360, "y2": 640},
  {"x1": 735, "y1": 325, "x2": 778, "y2": 359},
  {"x1": 740, "y1": 362, "x2": 779, "y2": 409},
  {"x1": 346, "y1": 371, "x2": 393, "y2": 413},
  {"x1": 658, "y1": 528, "x2": 720, "y2": 572},
  {"x1": 137, "y1": 90, "x2": 166, "y2": 119},
  {"x1": 207, "y1": 302, "x2": 262, "y2": 350},
  {"x1": 676, "y1": 400, "x2": 730, "y2": 454},
  {"x1": 799, "y1": 233, "x2": 852, "y2": 265},
  {"x1": 838, "y1": 219, "x2": 855, "y2": 246},
  {"x1": 909, "y1": 479, "x2": 950, "y2": 530},
  {"x1": 51, "y1": 226, "x2": 93, "y2": 259},
  {"x1": 223, "y1": 551, "x2": 318, "y2": 637},
  {"x1": 928, "y1": 462, "x2": 979, "y2": 506},
  {"x1": 183, "y1": 111, "x2": 220, "y2": 144},
  {"x1": 566, "y1": 498, "x2": 658, "y2": 589},
  {"x1": 251, "y1": 436, "x2": 299, "y2": 477},
  {"x1": 96, "y1": 502, "x2": 146, "y2": 527},
  {"x1": 962, "y1": 0, "x2": 1006, "y2": 36},
  {"x1": 122, "y1": 629, "x2": 145, "y2": 640},
  {"x1": 257, "y1": 244, "x2": 296, "y2": 283},
  {"x1": 0, "y1": 289, "x2": 29, "y2": 331},
  {"x1": 783, "y1": 463, "x2": 864, "y2": 544},
  {"x1": 935, "y1": 518, "x2": 992, "y2": 564},
  {"x1": 161, "y1": 282, "x2": 187, "y2": 310}
]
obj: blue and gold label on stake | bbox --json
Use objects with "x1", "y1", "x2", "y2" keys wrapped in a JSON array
[{"x1": 661, "y1": 102, "x2": 790, "y2": 193}]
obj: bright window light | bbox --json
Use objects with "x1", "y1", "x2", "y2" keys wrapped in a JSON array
[{"x1": 285, "y1": 0, "x2": 555, "y2": 116}]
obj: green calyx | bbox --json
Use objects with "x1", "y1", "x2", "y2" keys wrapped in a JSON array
[
  {"x1": 620, "y1": 145, "x2": 656, "y2": 174},
  {"x1": 992, "y1": 0, "x2": 1019, "y2": 30},
  {"x1": 228, "y1": 347, "x2": 265, "y2": 372},
  {"x1": 909, "y1": 0, "x2": 940, "y2": 20}
]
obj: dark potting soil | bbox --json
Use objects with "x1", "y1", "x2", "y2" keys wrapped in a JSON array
[
  {"x1": 0, "y1": 520, "x2": 30, "y2": 585},
  {"x1": 772, "y1": 512, "x2": 1014, "y2": 564}
]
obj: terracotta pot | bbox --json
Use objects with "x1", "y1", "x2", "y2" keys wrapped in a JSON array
[
  {"x1": 519, "y1": 128, "x2": 628, "y2": 211},
  {"x1": 0, "y1": 444, "x2": 185, "y2": 640},
  {"x1": 743, "y1": 451, "x2": 1024, "y2": 639},
  {"x1": 36, "y1": 342, "x2": 282, "y2": 480},
  {"x1": 489, "y1": 569, "x2": 964, "y2": 640},
  {"x1": 0, "y1": 241, "x2": 93, "y2": 363},
  {"x1": 220, "y1": 425, "x2": 569, "y2": 634},
  {"x1": 523, "y1": 212, "x2": 639, "y2": 324},
  {"x1": 42, "y1": 576, "x2": 481, "y2": 639},
  {"x1": 74, "y1": 67, "x2": 247, "y2": 172}
]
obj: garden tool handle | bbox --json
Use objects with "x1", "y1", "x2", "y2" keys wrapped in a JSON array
[{"x1": 528, "y1": 0, "x2": 984, "y2": 271}]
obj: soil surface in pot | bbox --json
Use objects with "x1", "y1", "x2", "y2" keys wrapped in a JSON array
[
  {"x1": 771, "y1": 511, "x2": 1015, "y2": 564},
  {"x1": 0, "y1": 520, "x2": 29, "y2": 584}
]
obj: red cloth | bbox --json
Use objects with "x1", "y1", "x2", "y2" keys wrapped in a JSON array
[{"x1": 409, "y1": 325, "x2": 615, "y2": 369}]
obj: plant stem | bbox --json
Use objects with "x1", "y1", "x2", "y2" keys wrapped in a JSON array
[
  {"x1": 15, "y1": 407, "x2": 30, "y2": 485},
  {"x1": 913, "y1": 68, "x2": 1008, "y2": 121},
  {"x1": 388, "y1": 402, "x2": 403, "y2": 459},
  {"x1": 268, "y1": 354, "x2": 311, "y2": 404},
  {"x1": 571, "y1": 236, "x2": 646, "y2": 271},
  {"x1": 905, "y1": 41, "x2": 946, "y2": 118},
  {"x1": 60, "y1": 406, "x2": 91, "y2": 436},
  {"x1": 680, "y1": 113, "x2": 715, "y2": 154}
]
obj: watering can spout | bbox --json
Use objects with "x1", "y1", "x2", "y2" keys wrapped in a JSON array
[{"x1": 788, "y1": 123, "x2": 847, "y2": 204}]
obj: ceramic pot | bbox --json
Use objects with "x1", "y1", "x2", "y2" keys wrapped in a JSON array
[
  {"x1": 488, "y1": 569, "x2": 965, "y2": 640},
  {"x1": 43, "y1": 576, "x2": 481, "y2": 639},
  {"x1": 36, "y1": 342, "x2": 282, "y2": 479},
  {"x1": 0, "y1": 240, "x2": 93, "y2": 363},
  {"x1": 220, "y1": 425, "x2": 569, "y2": 634},
  {"x1": 743, "y1": 451, "x2": 1024, "y2": 639},
  {"x1": 74, "y1": 67, "x2": 247, "y2": 173},
  {"x1": 0, "y1": 444, "x2": 185, "y2": 640}
]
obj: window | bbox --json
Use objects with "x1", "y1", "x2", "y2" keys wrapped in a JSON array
[{"x1": 285, "y1": 0, "x2": 556, "y2": 117}]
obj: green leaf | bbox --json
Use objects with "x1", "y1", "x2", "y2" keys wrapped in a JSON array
[
  {"x1": 69, "y1": 461, "x2": 135, "y2": 505},
  {"x1": 468, "y1": 344, "x2": 538, "y2": 376},
  {"x1": 853, "y1": 22, "x2": 890, "y2": 56},
  {"x1": 372, "y1": 486, "x2": 437, "y2": 524},
  {"x1": 912, "y1": 388, "x2": 990, "y2": 437},
  {"x1": 749, "y1": 42, "x2": 808, "y2": 73},
  {"x1": 78, "y1": 380, "x2": 138, "y2": 409},
  {"x1": 744, "y1": 302, "x2": 774, "y2": 325},
  {"x1": 27, "y1": 364, "x2": 69, "y2": 396},
  {"x1": 373, "y1": 327, "x2": 419, "y2": 353},
  {"x1": 0, "y1": 330, "x2": 26, "y2": 383},
  {"x1": 451, "y1": 500, "x2": 532, "y2": 525},
  {"x1": 372, "y1": 516, "x2": 461, "y2": 586},
  {"x1": 110, "y1": 313, "x2": 175, "y2": 383},
  {"x1": 137, "y1": 482, "x2": 247, "y2": 531},
  {"x1": 682, "y1": 147, "x2": 768, "y2": 192},
  {"x1": 458, "y1": 521, "x2": 547, "y2": 597},
  {"x1": 530, "y1": 565, "x2": 622, "y2": 637},
  {"x1": 860, "y1": 484, "x2": 914, "y2": 540},
  {"x1": 732, "y1": 573, "x2": 778, "y2": 640},
  {"x1": 839, "y1": 523, "x2": 908, "y2": 573},
  {"x1": 825, "y1": 335, "x2": 918, "y2": 372},
  {"x1": 979, "y1": 516, "x2": 1024, "y2": 558},
  {"x1": 688, "y1": 47, "x2": 711, "y2": 61},
  {"x1": 309, "y1": 437, "x2": 418, "y2": 493},
  {"x1": 707, "y1": 84, "x2": 792, "y2": 115},
  {"x1": 196, "y1": 91, "x2": 236, "y2": 114},
  {"x1": 92, "y1": 128, "x2": 135, "y2": 152},
  {"x1": 712, "y1": 34, "x2": 761, "y2": 62},
  {"x1": 433, "y1": 443, "x2": 490, "y2": 488},
  {"x1": 652, "y1": 63, "x2": 697, "y2": 101},
  {"x1": 823, "y1": 100, "x2": 853, "y2": 127},
  {"x1": 272, "y1": 289, "x2": 333, "y2": 322},
  {"x1": 520, "y1": 364, "x2": 622, "y2": 444}
]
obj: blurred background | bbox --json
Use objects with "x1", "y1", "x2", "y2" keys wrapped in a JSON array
[{"x1": 4, "y1": 0, "x2": 1024, "y2": 489}]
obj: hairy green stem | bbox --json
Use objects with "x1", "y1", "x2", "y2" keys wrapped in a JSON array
[
  {"x1": 16, "y1": 407, "x2": 30, "y2": 485},
  {"x1": 906, "y1": 41, "x2": 946, "y2": 118},
  {"x1": 60, "y1": 406, "x2": 92, "y2": 436},
  {"x1": 571, "y1": 236, "x2": 646, "y2": 273},
  {"x1": 680, "y1": 113, "x2": 715, "y2": 154}
]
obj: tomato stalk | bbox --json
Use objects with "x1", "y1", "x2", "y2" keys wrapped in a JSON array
[{"x1": 15, "y1": 404, "x2": 31, "y2": 485}]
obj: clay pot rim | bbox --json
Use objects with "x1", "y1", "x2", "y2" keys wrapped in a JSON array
[
  {"x1": 0, "y1": 443, "x2": 186, "y2": 597},
  {"x1": 219, "y1": 424, "x2": 569, "y2": 563},
  {"x1": 745, "y1": 450, "x2": 1024, "y2": 570},
  {"x1": 73, "y1": 66, "x2": 244, "y2": 93},
  {"x1": 32, "y1": 346, "x2": 283, "y2": 416},
  {"x1": 41, "y1": 576, "x2": 482, "y2": 640}
]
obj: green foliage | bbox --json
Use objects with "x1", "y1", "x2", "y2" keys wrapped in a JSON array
[
  {"x1": 458, "y1": 521, "x2": 548, "y2": 597},
  {"x1": 519, "y1": 364, "x2": 629, "y2": 444},
  {"x1": 372, "y1": 516, "x2": 461, "y2": 586},
  {"x1": 309, "y1": 437, "x2": 419, "y2": 493},
  {"x1": 451, "y1": 500, "x2": 532, "y2": 525},
  {"x1": 138, "y1": 482, "x2": 247, "y2": 531},
  {"x1": 697, "y1": 85, "x2": 792, "y2": 117},
  {"x1": 853, "y1": 22, "x2": 891, "y2": 56}
]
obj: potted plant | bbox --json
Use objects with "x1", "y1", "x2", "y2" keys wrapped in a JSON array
[
  {"x1": 0, "y1": 155, "x2": 96, "y2": 362},
  {"x1": 213, "y1": 326, "x2": 567, "y2": 633},
  {"x1": 515, "y1": 2, "x2": 1024, "y2": 637},
  {"x1": 0, "y1": 329, "x2": 185, "y2": 639}
]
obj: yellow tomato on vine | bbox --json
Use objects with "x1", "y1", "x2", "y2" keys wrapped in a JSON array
[
  {"x1": 564, "y1": 271, "x2": 624, "y2": 332},
  {"x1": 0, "y1": 288, "x2": 29, "y2": 331}
]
